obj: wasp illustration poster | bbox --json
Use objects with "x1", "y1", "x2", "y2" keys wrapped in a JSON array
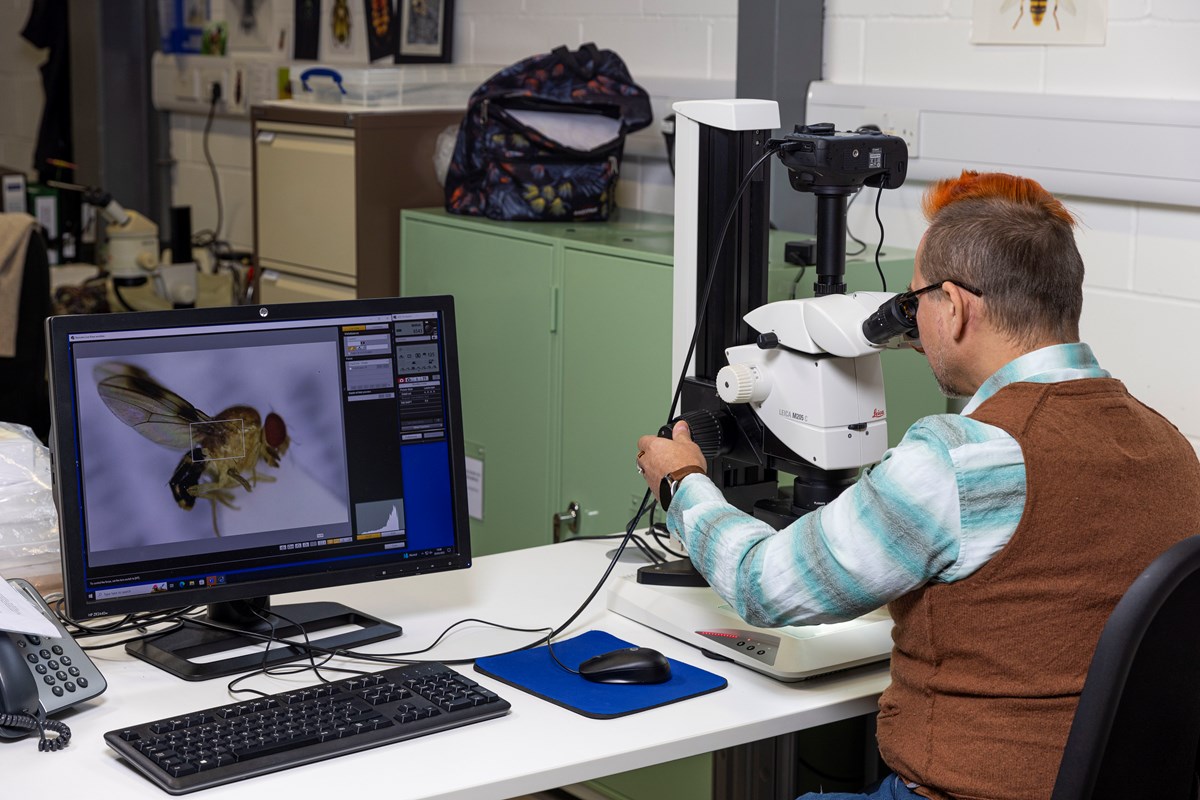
[
  {"x1": 75, "y1": 340, "x2": 351, "y2": 562},
  {"x1": 972, "y1": 0, "x2": 1107, "y2": 45}
]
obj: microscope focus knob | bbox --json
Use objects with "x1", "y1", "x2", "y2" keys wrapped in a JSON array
[
  {"x1": 717, "y1": 363, "x2": 770, "y2": 404},
  {"x1": 661, "y1": 409, "x2": 736, "y2": 459}
]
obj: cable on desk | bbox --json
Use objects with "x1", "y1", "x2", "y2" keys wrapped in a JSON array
[
  {"x1": 648, "y1": 522, "x2": 688, "y2": 559},
  {"x1": 222, "y1": 606, "x2": 363, "y2": 698},
  {"x1": 50, "y1": 596, "x2": 201, "y2": 650},
  {"x1": 564, "y1": 531, "x2": 668, "y2": 564}
]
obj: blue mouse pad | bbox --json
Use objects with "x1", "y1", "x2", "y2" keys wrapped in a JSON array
[{"x1": 473, "y1": 630, "x2": 727, "y2": 719}]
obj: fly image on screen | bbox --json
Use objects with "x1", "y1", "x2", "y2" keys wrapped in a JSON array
[{"x1": 76, "y1": 341, "x2": 351, "y2": 552}]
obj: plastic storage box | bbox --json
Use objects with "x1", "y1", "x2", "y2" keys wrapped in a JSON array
[{"x1": 290, "y1": 64, "x2": 498, "y2": 108}]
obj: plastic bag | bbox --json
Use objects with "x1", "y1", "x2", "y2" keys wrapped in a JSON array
[
  {"x1": 0, "y1": 422, "x2": 59, "y2": 581},
  {"x1": 433, "y1": 124, "x2": 459, "y2": 188}
]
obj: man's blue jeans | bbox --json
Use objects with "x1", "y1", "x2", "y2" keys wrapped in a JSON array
[{"x1": 796, "y1": 773, "x2": 922, "y2": 799}]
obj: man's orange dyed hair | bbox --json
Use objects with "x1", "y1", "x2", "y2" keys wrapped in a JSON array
[
  {"x1": 922, "y1": 170, "x2": 1077, "y2": 227},
  {"x1": 917, "y1": 170, "x2": 1084, "y2": 347}
]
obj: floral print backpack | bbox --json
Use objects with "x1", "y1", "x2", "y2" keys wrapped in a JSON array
[{"x1": 445, "y1": 44, "x2": 652, "y2": 222}]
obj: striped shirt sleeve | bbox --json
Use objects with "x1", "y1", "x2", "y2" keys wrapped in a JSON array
[{"x1": 667, "y1": 414, "x2": 1024, "y2": 627}]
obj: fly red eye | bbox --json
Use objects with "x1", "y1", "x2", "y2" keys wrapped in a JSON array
[{"x1": 264, "y1": 412, "x2": 287, "y2": 448}]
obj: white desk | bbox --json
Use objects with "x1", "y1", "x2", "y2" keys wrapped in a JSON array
[{"x1": 13, "y1": 540, "x2": 889, "y2": 797}]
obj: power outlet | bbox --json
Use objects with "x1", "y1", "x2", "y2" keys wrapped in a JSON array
[
  {"x1": 198, "y1": 67, "x2": 231, "y2": 105},
  {"x1": 864, "y1": 107, "x2": 920, "y2": 158}
]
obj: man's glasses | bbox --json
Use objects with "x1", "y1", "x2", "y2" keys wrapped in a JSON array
[{"x1": 895, "y1": 280, "x2": 984, "y2": 325}]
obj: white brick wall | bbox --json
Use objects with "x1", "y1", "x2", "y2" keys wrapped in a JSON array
[
  {"x1": 825, "y1": 1, "x2": 1200, "y2": 449},
  {"x1": 10, "y1": 3, "x2": 1191, "y2": 450},
  {"x1": 165, "y1": 0, "x2": 737, "y2": 244}
]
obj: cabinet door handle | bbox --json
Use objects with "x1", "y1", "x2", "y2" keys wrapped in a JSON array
[{"x1": 552, "y1": 501, "x2": 580, "y2": 543}]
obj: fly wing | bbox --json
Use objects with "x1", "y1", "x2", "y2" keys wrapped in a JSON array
[{"x1": 94, "y1": 362, "x2": 211, "y2": 450}]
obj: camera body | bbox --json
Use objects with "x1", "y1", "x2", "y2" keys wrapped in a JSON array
[{"x1": 776, "y1": 123, "x2": 908, "y2": 193}]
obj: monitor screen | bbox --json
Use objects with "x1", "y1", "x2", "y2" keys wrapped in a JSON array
[{"x1": 47, "y1": 296, "x2": 471, "y2": 679}]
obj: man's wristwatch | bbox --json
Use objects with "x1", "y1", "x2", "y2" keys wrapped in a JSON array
[{"x1": 659, "y1": 465, "x2": 706, "y2": 513}]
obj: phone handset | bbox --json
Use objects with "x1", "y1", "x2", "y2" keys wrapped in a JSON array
[{"x1": 0, "y1": 635, "x2": 71, "y2": 751}]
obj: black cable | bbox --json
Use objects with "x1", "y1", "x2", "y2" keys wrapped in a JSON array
[
  {"x1": 573, "y1": 142, "x2": 784, "y2": 618},
  {"x1": 38, "y1": 716, "x2": 72, "y2": 752},
  {"x1": 0, "y1": 711, "x2": 71, "y2": 752},
  {"x1": 179, "y1": 490, "x2": 659, "y2": 676},
  {"x1": 667, "y1": 149, "x2": 777, "y2": 418},
  {"x1": 873, "y1": 181, "x2": 888, "y2": 292},
  {"x1": 845, "y1": 188, "x2": 868, "y2": 257},
  {"x1": 223, "y1": 607, "x2": 352, "y2": 698},
  {"x1": 667, "y1": 143, "x2": 782, "y2": 422},
  {"x1": 649, "y1": 522, "x2": 689, "y2": 559},
  {"x1": 196, "y1": 86, "x2": 224, "y2": 245},
  {"x1": 565, "y1": 532, "x2": 667, "y2": 564},
  {"x1": 52, "y1": 597, "x2": 201, "y2": 650},
  {"x1": 111, "y1": 281, "x2": 140, "y2": 312},
  {"x1": 544, "y1": 631, "x2": 581, "y2": 675},
  {"x1": 182, "y1": 606, "x2": 550, "y2": 667}
]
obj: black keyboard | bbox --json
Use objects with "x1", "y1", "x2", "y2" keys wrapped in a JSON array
[{"x1": 104, "y1": 662, "x2": 510, "y2": 794}]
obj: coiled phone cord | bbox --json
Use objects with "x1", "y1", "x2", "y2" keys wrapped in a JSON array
[{"x1": 0, "y1": 709, "x2": 71, "y2": 752}]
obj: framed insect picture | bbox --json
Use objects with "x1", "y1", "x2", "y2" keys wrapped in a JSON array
[
  {"x1": 972, "y1": 0, "x2": 1107, "y2": 45},
  {"x1": 395, "y1": 0, "x2": 454, "y2": 63}
]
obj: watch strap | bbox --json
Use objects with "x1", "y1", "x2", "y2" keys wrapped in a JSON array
[
  {"x1": 667, "y1": 465, "x2": 707, "y2": 485},
  {"x1": 660, "y1": 465, "x2": 706, "y2": 512}
]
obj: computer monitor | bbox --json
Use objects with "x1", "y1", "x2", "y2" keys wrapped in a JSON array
[{"x1": 46, "y1": 296, "x2": 472, "y2": 681}]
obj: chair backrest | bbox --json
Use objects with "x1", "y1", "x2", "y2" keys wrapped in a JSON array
[{"x1": 1051, "y1": 534, "x2": 1200, "y2": 800}]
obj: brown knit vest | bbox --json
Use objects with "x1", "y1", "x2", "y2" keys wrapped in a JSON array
[{"x1": 876, "y1": 379, "x2": 1200, "y2": 800}]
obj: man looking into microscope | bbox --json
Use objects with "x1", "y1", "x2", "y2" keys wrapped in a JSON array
[{"x1": 635, "y1": 171, "x2": 1200, "y2": 800}]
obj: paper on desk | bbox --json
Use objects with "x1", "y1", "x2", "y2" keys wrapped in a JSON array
[{"x1": 0, "y1": 574, "x2": 59, "y2": 637}]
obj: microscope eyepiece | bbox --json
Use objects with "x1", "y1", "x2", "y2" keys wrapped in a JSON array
[{"x1": 861, "y1": 293, "x2": 919, "y2": 345}]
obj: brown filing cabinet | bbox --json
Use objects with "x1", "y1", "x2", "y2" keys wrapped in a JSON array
[{"x1": 251, "y1": 103, "x2": 462, "y2": 303}]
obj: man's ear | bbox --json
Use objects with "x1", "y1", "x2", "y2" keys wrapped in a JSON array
[{"x1": 941, "y1": 281, "x2": 972, "y2": 341}]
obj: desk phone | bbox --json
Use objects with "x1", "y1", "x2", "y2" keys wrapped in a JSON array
[{"x1": 0, "y1": 578, "x2": 107, "y2": 747}]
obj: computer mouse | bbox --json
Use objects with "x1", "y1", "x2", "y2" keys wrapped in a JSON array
[{"x1": 578, "y1": 647, "x2": 672, "y2": 685}]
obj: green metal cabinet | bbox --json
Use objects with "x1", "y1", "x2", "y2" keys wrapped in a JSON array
[
  {"x1": 560, "y1": 246, "x2": 675, "y2": 537},
  {"x1": 402, "y1": 209, "x2": 676, "y2": 555}
]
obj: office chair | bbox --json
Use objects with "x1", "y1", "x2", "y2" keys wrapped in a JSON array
[
  {"x1": 0, "y1": 222, "x2": 50, "y2": 441},
  {"x1": 1050, "y1": 535, "x2": 1200, "y2": 800}
]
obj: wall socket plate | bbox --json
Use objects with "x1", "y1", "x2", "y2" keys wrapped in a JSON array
[
  {"x1": 864, "y1": 107, "x2": 920, "y2": 158},
  {"x1": 152, "y1": 53, "x2": 281, "y2": 118}
]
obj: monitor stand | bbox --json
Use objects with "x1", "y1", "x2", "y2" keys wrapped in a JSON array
[{"x1": 125, "y1": 597, "x2": 403, "y2": 681}]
